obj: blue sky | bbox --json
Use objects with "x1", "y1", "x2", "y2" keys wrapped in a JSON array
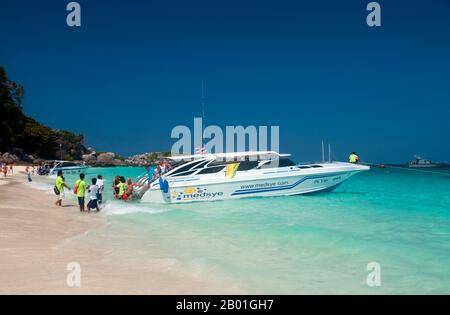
[{"x1": 1, "y1": 0, "x2": 449, "y2": 163}]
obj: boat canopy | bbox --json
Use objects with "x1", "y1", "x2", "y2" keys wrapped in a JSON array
[{"x1": 169, "y1": 151, "x2": 291, "y2": 161}]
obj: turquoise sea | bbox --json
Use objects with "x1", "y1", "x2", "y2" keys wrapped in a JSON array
[{"x1": 50, "y1": 166, "x2": 450, "y2": 294}]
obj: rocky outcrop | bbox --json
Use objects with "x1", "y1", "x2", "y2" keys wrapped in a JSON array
[
  {"x1": 113, "y1": 159, "x2": 127, "y2": 166},
  {"x1": 125, "y1": 152, "x2": 170, "y2": 166},
  {"x1": 95, "y1": 152, "x2": 115, "y2": 166},
  {"x1": 0, "y1": 148, "x2": 170, "y2": 167},
  {"x1": 82, "y1": 153, "x2": 97, "y2": 164},
  {"x1": 1, "y1": 152, "x2": 19, "y2": 164}
]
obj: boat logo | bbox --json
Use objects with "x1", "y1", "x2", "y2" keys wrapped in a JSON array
[{"x1": 172, "y1": 187, "x2": 223, "y2": 200}]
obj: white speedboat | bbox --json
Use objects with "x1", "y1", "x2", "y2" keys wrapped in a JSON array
[
  {"x1": 48, "y1": 160, "x2": 90, "y2": 176},
  {"x1": 407, "y1": 155, "x2": 445, "y2": 168},
  {"x1": 134, "y1": 151, "x2": 369, "y2": 203}
]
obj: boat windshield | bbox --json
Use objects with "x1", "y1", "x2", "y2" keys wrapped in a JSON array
[
  {"x1": 165, "y1": 153, "x2": 296, "y2": 177},
  {"x1": 61, "y1": 162, "x2": 78, "y2": 167}
]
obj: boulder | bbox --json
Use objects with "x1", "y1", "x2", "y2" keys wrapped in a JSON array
[
  {"x1": 82, "y1": 153, "x2": 97, "y2": 164},
  {"x1": 2, "y1": 152, "x2": 19, "y2": 164},
  {"x1": 96, "y1": 152, "x2": 115, "y2": 166},
  {"x1": 112, "y1": 159, "x2": 127, "y2": 166}
]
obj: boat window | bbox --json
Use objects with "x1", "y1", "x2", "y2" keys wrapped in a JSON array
[
  {"x1": 298, "y1": 166, "x2": 311, "y2": 169},
  {"x1": 192, "y1": 160, "x2": 210, "y2": 170},
  {"x1": 61, "y1": 162, "x2": 77, "y2": 167},
  {"x1": 278, "y1": 158, "x2": 296, "y2": 167},
  {"x1": 171, "y1": 170, "x2": 197, "y2": 177},
  {"x1": 197, "y1": 166, "x2": 226, "y2": 174},
  {"x1": 310, "y1": 165, "x2": 323, "y2": 168},
  {"x1": 208, "y1": 160, "x2": 227, "y2": 167},
  {"x1": 237, "y1": 161, "x2": 259, "y2": 171},
  {"x1": 168, "y1": 160, "x2": 205, "y2": 175}
]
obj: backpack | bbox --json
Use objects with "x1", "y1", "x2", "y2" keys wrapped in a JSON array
[
  {"x1": 54, "y1": 185, "x2": 60, "y2": 195},
  {"x1": 74, "y1": 179, "x2": 79, "y2": 194}
]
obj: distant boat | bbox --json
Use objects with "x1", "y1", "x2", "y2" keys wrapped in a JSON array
[
  {"x1": 48, "y1": 160, "x2": 90, "y2": 176},
  {"x1": 407, "y1": 155, "x2": 445, "y2": 168}
]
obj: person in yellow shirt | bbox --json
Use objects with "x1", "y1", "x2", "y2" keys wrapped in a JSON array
[
  {"x1": 55, "y1": 170, "x2": 71, "y2": 207},
  {"x1": 74, "y1": 173, "x2": 87, "y2": 212},
  {"x1": 348, "y1": 152, "x2": 360, "y2": 163},
  {"x1": 115, "y1": 176, "x2": 126, "y2": 199}
]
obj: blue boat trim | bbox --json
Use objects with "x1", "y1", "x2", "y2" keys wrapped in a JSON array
[{"x1": 231, "y1": 172, "x2": 344, "y2": 196}]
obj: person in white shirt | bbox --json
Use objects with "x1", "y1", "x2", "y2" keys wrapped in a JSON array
[
  {"x1": 96, "y1": 175, "x2": 104, "y2": 204},
  {"x1": 87, "y1": 178, "x2": 100, "y2": 213}
]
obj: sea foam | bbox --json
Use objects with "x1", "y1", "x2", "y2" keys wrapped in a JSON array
[{"x1": 101, "y1": 200, "x2": 172, "y2": 216}]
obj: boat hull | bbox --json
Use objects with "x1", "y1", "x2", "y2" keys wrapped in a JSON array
[
  {"x1": 407, "y1": 164, "x2": 445, "y2": 168},
  {"x1": 49, "y1": 165, "x2": 90, "y2": 176},
  {"x1": 141, "y1": 164, "x2": 368, "y2": 204}
]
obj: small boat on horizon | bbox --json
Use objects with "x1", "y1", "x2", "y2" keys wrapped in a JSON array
[
  {"x1": 133, "y1": 151, "x2": 370, "y2": 203},
  {"x1": 407, "y1": 155, "x2": 446, "y2": 169}
]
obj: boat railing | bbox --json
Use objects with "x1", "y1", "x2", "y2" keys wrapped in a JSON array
[{"x1": 132, "y1": 172, "x2": 159, "y2": 199}]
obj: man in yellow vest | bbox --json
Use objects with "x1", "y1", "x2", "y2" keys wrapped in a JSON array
[{"x1": 349, "y1": 152, "x2": 360, "y2": 163}]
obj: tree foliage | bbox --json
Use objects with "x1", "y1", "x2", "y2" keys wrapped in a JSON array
[{"x1": 0, "y1": 66, "x2": 86, "y2": 160}]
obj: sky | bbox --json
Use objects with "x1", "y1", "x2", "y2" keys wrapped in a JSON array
[{"x1": 1, "y1": 0, "x2": 449, "y2": 163}]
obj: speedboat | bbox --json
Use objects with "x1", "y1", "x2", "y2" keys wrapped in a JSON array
[
  {"x1": 407, "y1": 155, "x2": 445, "y2": 168},
  {"x1": 48, "y1": 160, "x2": 90, "y2": 176},
  {"x1": 133, "y1": 151, "x2": 369, "y2": 203}
]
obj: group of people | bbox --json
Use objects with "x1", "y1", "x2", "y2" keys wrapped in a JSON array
[
  {"x1": 55, "y1": 171, "x2": 104, "y2": 213},
  {"x1": 52, "y1": 160, "x2": 174, "y2": 211},
  {"x1": 1, "y1": 163, "x2": 13, "y2": 177},
  {"x1": 111, "y1": 160, "x2": 173, "y2": 201},
  {"x1": 113, "y1": 176, "x2": 136, "y2": 201},
  {"x1": 37, "y1": 162, "x2": 52, "y2": 175},
  {"x1": 145, "y1": 160, "x2": 173, "y2": 186}
]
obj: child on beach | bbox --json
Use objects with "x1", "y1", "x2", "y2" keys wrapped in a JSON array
[
  {"x1": 96, "y1": 175, "x2": 104, "y2": 204},
  {"x1": 74, "y1": 173, "x2": 87, "y2": 212},
  {"x1": 86, "y1": 178, "x2": 100, "y2": 213},
  {"x1": 55, "y1": 170, "x2": 71, "y2": 207}
]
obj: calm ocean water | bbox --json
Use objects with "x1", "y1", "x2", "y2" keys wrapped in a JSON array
[{"x1": 50, "y1": 166, "x2": 450, "y2": 294}]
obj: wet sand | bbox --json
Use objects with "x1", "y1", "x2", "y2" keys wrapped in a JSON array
[{"x1": 0, "y1": 173, "x2": 240, "y2": 294}]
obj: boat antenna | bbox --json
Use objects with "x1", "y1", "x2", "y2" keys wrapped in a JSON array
[
  {"x1": 328, "y1": 143, "x2": 331, "y2": 163},
  {"x1": 201, "y1": 80, "x2": 206, "y2": 128},
  {"x1": 321, "y1": 140, "x2": 325, "y2": 162},
  {"x1": 201, "y1": 81, "x2": 206, "y2": 150}
]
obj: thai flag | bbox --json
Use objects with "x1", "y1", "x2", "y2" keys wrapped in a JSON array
[{"x1": 195, "y1": 145, "x2": 207, "y2": 155}]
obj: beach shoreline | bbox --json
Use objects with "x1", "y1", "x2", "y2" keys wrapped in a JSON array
[{"x1": 0, "y1": 172, "x2": 241, "y2": 294}]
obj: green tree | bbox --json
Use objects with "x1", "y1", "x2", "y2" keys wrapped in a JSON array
[{"x1": 0, "y1": 66, "x2": 87, "y2": 160}]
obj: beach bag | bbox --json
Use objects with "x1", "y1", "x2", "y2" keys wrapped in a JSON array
[
  {"x1": 54, "y1": 186, "x2": 60, "y2": 195},
  {"x1": 74, "y1": 180, "x2": 79, "y2": 194}
]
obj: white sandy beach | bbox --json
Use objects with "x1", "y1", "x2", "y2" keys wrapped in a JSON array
[{"x1": 0, "y1": 169, "x2": 241, "y2": 294}]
